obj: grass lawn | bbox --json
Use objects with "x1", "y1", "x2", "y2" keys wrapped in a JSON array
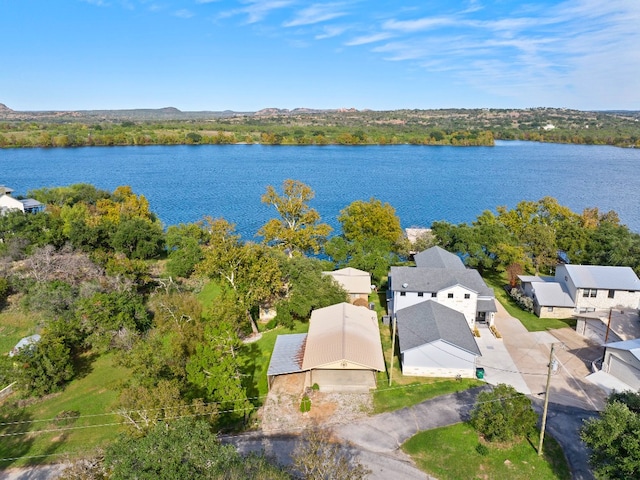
[
  {"x1": 403, "y1": 423, "x2": 570, "y2": 480},
  {"x1": 0, "y1": 352, "x2": 130, "y2": 468},
  {"x1": 196, "y1": 279, "x2": 222, "y2": 312},
  {"x1": 483, "y1": 272, "x2": 576, "y2": 332},
  {"x1": 0, "y1": 309, "x2": 41, "y2": 355}
]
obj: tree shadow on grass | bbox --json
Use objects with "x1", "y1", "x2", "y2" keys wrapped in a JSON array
[
  {"x1": 71, "y1": 350, "x2": 99, "y2": 381},
  {"x1": 0, "y1": 405, "x2": 35, "y2": 469}
]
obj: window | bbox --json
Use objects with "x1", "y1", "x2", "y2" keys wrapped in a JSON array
[
  {"x1": 464, "y1": 293, "x2": 470, "y2": 299},
  {"x1": 417, "y1": 292, "x2": 424, "y2": 297},
  {"x1": 400, "y1": 292, "x2": 406, "y2": 296},
  {"x1": 583, "y1": 289, "x2": 597, "y2": 298},
  {"x1": 448, "y1": 293, "x2": 454, "y2": 299},
  {"x1": 431, "y1": 292, "x2": 437, "y2": 298},
  {"x1": 608, "y1": 290, "x2": 615, "y2": 299}
]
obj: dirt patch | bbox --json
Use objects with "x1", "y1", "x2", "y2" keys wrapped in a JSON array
[{"x1": 259, "y1": 374, "x2": 372, "y2": 434}]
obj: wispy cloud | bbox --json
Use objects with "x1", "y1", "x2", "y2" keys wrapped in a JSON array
[
  {"x1": 236, "y1": 0, "x2": 294, "y2": 24},
  {"x1": 283, "y1": 3, "x2": 348, "y2": 27},
  {"x1": 345, "y1": 32, "x2": 393, "y2": 46},
  {"x1": 382, "y1": 16, "x2": 458, "y2": 32},
  {"x1": 174, "y1": 9, "x2": 194, "y2": 19},
  {"x1": 315, "y1": 25, "x2": 348, "y2": 40}
]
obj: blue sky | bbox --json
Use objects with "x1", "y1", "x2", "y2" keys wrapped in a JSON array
[{"x1": 1, "y1": 0, "x2": 639, "y2": 111}]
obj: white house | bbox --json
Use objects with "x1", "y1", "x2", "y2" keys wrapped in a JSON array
[
  {"x1": 0, "y1": 193, "x2": 45, "y2": 215},
  {"x1": 396, "y1": 300, "x2": 481, "y2": 378},
  {"x1": 519, "y1": 264, "x2": 640, "y2": 318},
  {"x1": 601, "y1": 338, "x2": 640, "y2": 391},
  {"x1": 388, "y1": 246, "x2": 497, "y2": 328}
]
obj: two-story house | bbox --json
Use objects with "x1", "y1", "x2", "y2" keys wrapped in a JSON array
[
  {"x1": 519, "y1": 264, "x2": 640, "y2": 318},
  {"x1": 387, "y1": 246, "x2": 494, "y2": 378},
  {"x1": 388, "y1": 246, "x2": 497, "y2": 328}
]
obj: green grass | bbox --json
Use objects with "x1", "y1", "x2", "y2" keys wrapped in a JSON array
[
  {"x1": 0, "y1": 310, "x2": 40, "y2": 355},
  {"x1": 403, "y1": 423, "x2": 570, "y2": 480},
  {"x1": 238, "y1": 321, "x2": 309, "y2": 406},
  {"x1": 0, "y1": 352, "x2": 130, "y2": 467},
  {"x1": 196, "y1": 279, "x2": 222, "y2": 308},
  {"x1": 373, "y1": 379, "x2": 482, "y2": 414},
  {"x1": 483, "y1": 272, "x2": 576, "y2": 332}
]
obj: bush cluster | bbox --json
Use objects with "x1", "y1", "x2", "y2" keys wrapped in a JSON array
[{"x1": 509, "y1": 288, "x2": 534, "y2": 313}]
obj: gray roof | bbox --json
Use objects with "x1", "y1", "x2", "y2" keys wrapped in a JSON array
[
  {"x1": 604, "y1": 338, "x2": 640, "y2": 362},
  {"x1": 267, "y1": 333, "x2": 307, "y2": 376},
  {"x1": 531, "y1": 281, "x2": 575, "y2": 307},
  {"x1": 396, "y1": 301, "x2": 481, "y2": 356},
  {"x1": 414, "y1": 246, "x2": 465, "y2": 270},
  {"x1": 20, "y1": 198, "x2": 43, "y2": 209},
  {"x1": 563, "y1": 265, "x2": 640, "y2": 291},
  {"x1": 477, "y1": 298, "x2": 498, "y2": 313},
  {"x1": 390, "y1": 266, "x2": 494, "y2": 297}
]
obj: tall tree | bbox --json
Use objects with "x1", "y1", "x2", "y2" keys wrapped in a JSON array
[
  {"x1": 186, "y1": 301, "x2": 253, "y2": 424},
  {"x1": 197, "y1": 218, "x2": 282, "y2": 335},
  {"x1": 337, "y1": 197, "x2": 404, "y2": 249},
  {"x1": 258, "y1": 179, "x2": 331, "y2": 256}
]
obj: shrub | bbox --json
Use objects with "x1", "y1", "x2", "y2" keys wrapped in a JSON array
[
  {"x1": 300, "y1": 395, "x2": 311, "y2": 413},
  {"x1": 470, "y1": 384, "x2": 537, "y2": 442},
  {"x1": 509, "y1": 288, "x2": 535, "y2": 313}
]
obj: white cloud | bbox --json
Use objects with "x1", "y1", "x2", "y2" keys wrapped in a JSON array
[
  {"x1": 283, "y1": 3, "x2": 348, "y2": 27},
  {"x1": 315, "y1": 25, "x2": 348, "y2": 39},
  {"x1": 382, "y1": 16, "x2": 458, "y2": 32},
  {"x1": 345, "y1": 32, "x2": 393, "y2": 46},
  {"x1": 174, "y1": 9, "x2": 194, "y2": 18}
]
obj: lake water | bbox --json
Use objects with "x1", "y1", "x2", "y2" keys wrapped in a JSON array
[{"x1": 1, "y1": 141, "x2": 639, "y2": 236}]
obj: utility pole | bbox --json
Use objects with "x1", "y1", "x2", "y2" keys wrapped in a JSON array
[
  {"x1": 389, "y1": 315, "x2": 397, "y2": 387},
  {"x1": 538, "y1": 343, "x2": 555, "y2": 456},
  {"x1": 605, "y1": 307, "x2": 613, "y2": 343}
]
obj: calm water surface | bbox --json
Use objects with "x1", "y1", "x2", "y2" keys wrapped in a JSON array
[{"x1": 1, "y1": 141, "x2": 639, "y2": 236}]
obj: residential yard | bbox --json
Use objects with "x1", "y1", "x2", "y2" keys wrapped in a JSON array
[
  {"x1": 403, "y1": 423, "x2": 570, "y2": 480},
  {"x1": 0, "y1": 306, "x2": 41, "y2": 355},
  {"x1": 0, "y1": 352, "x2": 129, "y2": 468},
  {"x1": 483, "y1": 272, "x2": 576, "y2": 332}
]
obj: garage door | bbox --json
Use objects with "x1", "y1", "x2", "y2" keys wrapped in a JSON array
[{"x1": 608, "y1": 355, "x2": 640, "y2": 390}]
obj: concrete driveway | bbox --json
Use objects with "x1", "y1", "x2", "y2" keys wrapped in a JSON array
[{"x1": 494, "y1": 302, "x2": 607, "y2": 411}]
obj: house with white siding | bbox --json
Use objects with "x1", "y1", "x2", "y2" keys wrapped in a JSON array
[
  {"x1": 387, "y1": 246, "x2": 489, "y2": 377},
  {"x1": 388, "y1": 246, "x2": 497, "y2": 327},
  {"x1": 396, "y1": 301, "x2": 480, "y2": 378},
  {"x1": 519, "y1": 264, "x2": 640, "y2": 318}
]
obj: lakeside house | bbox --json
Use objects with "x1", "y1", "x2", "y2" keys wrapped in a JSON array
[
  {"x1": 519, "y1": 265, "x2": 640, "y2": 319},
  {"x1": 387, "y1": 246, "x2": 491, "y2": 377},
  {"x1": 322, "y1": 267, "x2": 373, "y2": 305},
  {"x1": 0, "y1": 186, "x2": 45, "y2": 215},
  {"x1": 267, "y1": 302, "x2": 385, "y2": 392}
]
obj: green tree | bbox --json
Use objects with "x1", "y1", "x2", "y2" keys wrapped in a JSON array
[
  {"x1": 581, "y1": 399, "x2": 640, "y2": 479},
  {"x1": 165, "y1": 222, "x2": 208, "y2": 278},
  {"x1": 197, "y1": 218, "x2": 282, "y2": 335},
  {"x1": 338, "y1": 198, "x2": 404, "y2": 249},
  {"x1": 111, "y1": 217, "x2": 164, "y2": 259},
  {"x1": 104, "y1": 418, "x2": 291, "y2": 480},
  {"x1": 258, "y1": 179, "x2": 331, "y2": 256},
  {"x1": 274, "y1": 255, "x2": 347, "y2": 327},
  {"x1": 470, "y1": 384, "x2": 537, "y2": 442},
  {"x1": 76, "y1": 291, "x2": 150, "y2": 351},
  {"x1": 14, "y1": 334, "x2": 75, "y2": 397},
  {"x1": 186, "y1": 303, "x2": 253, "y2": 424}
]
